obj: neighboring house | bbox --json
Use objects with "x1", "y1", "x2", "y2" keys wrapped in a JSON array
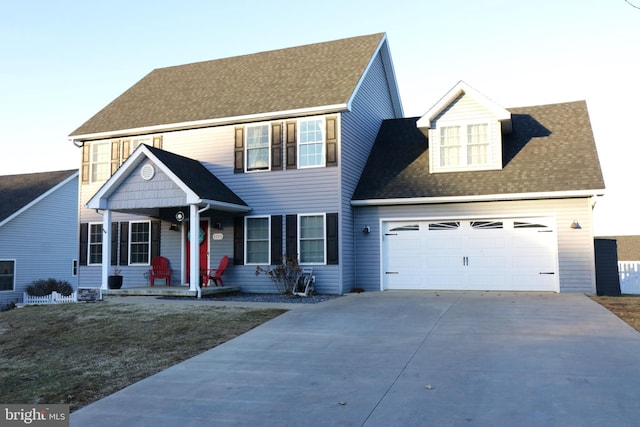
[
  {"x1": 0, "y1": 170, "x2": 79, "y2": 306},
  {"x1": 68, "y1": 33, "x2": 605, "y2": 295},
  {"x1": 352, "y1": 81, "x2": 605, "y2": 293}
]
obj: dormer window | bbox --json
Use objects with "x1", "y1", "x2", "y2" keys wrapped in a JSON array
[
  {"x1": 417, "y1": 81, "x2": 512, "y2": 174},
  {"x1": 438, "y1": 122, "x2": 491, "y2": 168}
]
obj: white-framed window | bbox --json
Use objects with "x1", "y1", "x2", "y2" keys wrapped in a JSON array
[
  {"x1": 129, "y1": 221, "x2": 151, "y2": 265},
  {"x1": 440, "y1": 126, "x2": 461, "y2": 167},
  {"x1": 0, "y1": 260, "x2": 15, "y2": 292},
  {"x1": 91, "y1": 142, "x2": 111, "y2": 182},
  {"x1": 467, "y1": 123, "x2": 489, "y2": 165},
  {"x1": 245, "y1": 216, "x2": 270, "y2": 264},
  {"x1": 246, "y1": 123, "x2": 270, "y2": 171},
  {"x1": 88, "y1": 223, "x2": 103, "y2": 265},
  {"x1": 298, "y1": 117, "x2": 325, "y2": 168},
  {"x1": 437, "y1": 122, "x2": 491, "y2": 169},
  {"x1": 299, "y1": 214, "x2": 326, "y2": 264}
]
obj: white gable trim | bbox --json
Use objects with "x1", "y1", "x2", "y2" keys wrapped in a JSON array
[
  {"x1": 351, "y1": 189, "x2": 606, "y2": 207},
  {"x1": 0, "y1": 171, "x2": 79, "y2": 228},
  {"x1": 347, "y1": 34, "x2": 403, "y2": 117},
  {"x1": 417, "y1": 81, "x2": 511, "y2": 130}
]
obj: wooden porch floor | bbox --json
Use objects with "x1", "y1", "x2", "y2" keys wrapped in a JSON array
[{"x1": 102, "y1": 284, "x2": 240, "y2": 298}]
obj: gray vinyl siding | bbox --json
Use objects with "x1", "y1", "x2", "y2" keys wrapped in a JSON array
[
  {"x1": 339, "y1": 51, "x2": 400, "y2": 292},
  {"x1": 354, "y1": 197, "x2": 597, "y2": 294},
  {"x1": 0, "y1": 176, "x2": 78, "y2": 306},
  {"x1": 108, "y1": 162, "x2": 186, "y2": 209}
]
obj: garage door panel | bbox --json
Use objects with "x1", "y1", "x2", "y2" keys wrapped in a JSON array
[{"x1": 382, "y1": 217, "x2": 558, "y2": 292}]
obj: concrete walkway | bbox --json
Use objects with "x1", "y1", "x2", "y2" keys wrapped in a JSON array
[{"x1": 71, "y1": 291, "x2": 640, "y2": 426}]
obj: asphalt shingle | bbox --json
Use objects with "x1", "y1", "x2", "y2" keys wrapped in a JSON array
[
  {"x1": 353, "y1": 100, "x2": 605, "y2": 200},
  {"x1": 70, "y1": 33, "x2": 385, "y2": 137}
]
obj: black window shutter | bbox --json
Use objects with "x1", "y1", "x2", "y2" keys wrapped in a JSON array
[
  {"x1": 106, "y1": 222, "x2": 116, "y2": 266},
  {"x1": 271, "y1": 122, "x2": 283, "y2": 170},
  {"x1": 233, "y1": 216, "x2": 244, "y2": 265},
  {"x1": 271, "y1": 215, "x2": 283, "y2": 265},
  {"x1": 286, "y1": 121, "x2": 297, "y2": 169},
  {"x1": 326, "y1": 116, "x2": 338, "y2": 167},
  {"x1": 81, "y1": 144, "x2": 90, "y2": 184},
  {"x1": 79, "y1": 223, "x2": 88, "y2": 265},
  {"x1": 121, "y1": 139, "x2": 131, "y2": 160},
  {"x1": 151, "y1": 221, "x2": 161, "y2": 259},
  {"x1": 285, "y1": 214, "x2": 298, "y2": 259},
  {"x1": 234, "y1": 127, "x2": 244, "y2": 173},
  {"x1": 119, "y1": 222, "x2": 128, "y2": 266},
  {"x1": 326, "y1": 213, "x2": 339, "y2": 265},
  {"x1": 110, "y1": 140, "x2": 120, "y2": 176}
]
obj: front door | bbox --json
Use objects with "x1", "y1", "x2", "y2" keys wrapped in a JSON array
[{"x1": 186, "y1": 220, "x2": 209, "y2": 283}]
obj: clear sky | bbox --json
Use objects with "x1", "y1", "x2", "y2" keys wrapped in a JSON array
[{"x1": 1, "y1": 0, "x2": 638, "y2": 236}]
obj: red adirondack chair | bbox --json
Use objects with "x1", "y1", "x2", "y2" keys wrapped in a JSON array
[
  {"x1": 148, "y1": 256, "x2": 172, "y2": 287},
  {"x1": 201, "y1": 256, "x2": 229, "y2": 287}
]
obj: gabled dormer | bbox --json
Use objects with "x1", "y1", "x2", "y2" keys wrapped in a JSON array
[{"x1": 417, "y1": 81, "x2": 512, "y2": 173}]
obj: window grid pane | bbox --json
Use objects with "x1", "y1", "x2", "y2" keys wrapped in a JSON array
[
  {"x1": 247, "y1": 125, "x2": 270, "y2": 170},
  {"x1": 91, "y1": 143, "x2": 110, "y2": 182},
  {"x1": 246, "y1": 218, "x2": 269, "y2": 264},
  {"x1": 300, "y1": 215, "x2": 325, "y2": 263},
  {"x1": 440, "y1": 126, "x2": 461, "y2": 167},
  {"x1": 299, "y1": 119, "x2": 324, "y2": 167},
  {"x1": 130, "y1": 222, "x2": 150, "y2": 264},
  {"x1": 0, "y1": 260, "x2": 15, "y2": 291},
  {"x1": 467, "y1": 124, "x2": 489, "y2": 165},
  {"x1": 89, "y1": 224, "x2": 103, "y2": 264}
]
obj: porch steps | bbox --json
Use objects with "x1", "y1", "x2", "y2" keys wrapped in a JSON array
[{"x1": 103, "y1": 285, "x2": 240, "y2": 298}]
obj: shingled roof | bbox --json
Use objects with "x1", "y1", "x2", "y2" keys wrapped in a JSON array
[
  {"x1": 70, "y1": 33, "x2": 387, "y2": 138},
  {"x1": 145, "y1": 146, "x2": 247, "y2": 208},
  {"x1": 352, "y1": 100, "x2": 605, "y2": 201},
  {"x1": 0, "y1": 170, "x2": 78, "y2": 224}
]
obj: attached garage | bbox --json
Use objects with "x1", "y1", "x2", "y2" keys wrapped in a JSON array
[{"x1": 381, "y1": 217, "x2": 558, "y2": 292}]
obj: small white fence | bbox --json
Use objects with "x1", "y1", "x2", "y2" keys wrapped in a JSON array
[
  {"x1": 619, "y1": 262, "x2": 640, "y2": 294},
  {"x1": 23, "y1": 291, "x2": 78, "y2": 305}
]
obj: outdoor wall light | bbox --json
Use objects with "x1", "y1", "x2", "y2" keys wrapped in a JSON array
[
  {"x1": 214, "y1": 222, "x2": 223, "y2": 230},
  {"x1": 570, "y1": 220, "x2": 581, "y2": 229},
  {"x1": 169, "y1": 223, "x2": 180, "y2": 232},
  {"x1": 362, "y1": 226, "x2": 370, "y2": 234}
]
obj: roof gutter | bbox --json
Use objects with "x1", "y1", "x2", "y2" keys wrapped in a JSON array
[
  {"x1": 69, "y1": 103, "x2": 349, "y2": 141},
  {"x1": 351, "y1": 189, "x2": 606, "y2": 206}
]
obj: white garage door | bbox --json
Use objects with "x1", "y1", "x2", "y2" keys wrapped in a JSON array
[{"x1": 382, "y1": 218, "x2": 558, "y2": 291}]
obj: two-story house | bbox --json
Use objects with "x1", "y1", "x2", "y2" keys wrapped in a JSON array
[
  {"x1": 68, "y1": 33, "x2": 403, "y2": 296},
  {"x1": 69, "y1": 33, "x2": 605, "y2": 296}
]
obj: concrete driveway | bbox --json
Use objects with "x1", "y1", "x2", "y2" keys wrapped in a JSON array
[{"x1": 71, "y1": 291, "x2": 640, "y2": 427}]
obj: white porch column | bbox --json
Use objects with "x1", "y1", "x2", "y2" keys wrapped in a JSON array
[
  {"x1": 189, "y1": 204, "x2": 201, "y2": 298},
  {"x1": 101, "y1": 209, "x2": 112, "y2": 290}
]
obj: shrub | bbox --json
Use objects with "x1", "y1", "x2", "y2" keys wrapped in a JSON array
[
  {"x1": 255, "y1": 255, "x2": 301, "y2": 294},
  {"x1": 26, "y1": 278, "x2": 74, "y2": 297}
]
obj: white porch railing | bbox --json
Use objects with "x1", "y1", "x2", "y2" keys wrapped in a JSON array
[
  {"x1": 619, "y1": 262, "x2": 640, "y2": 294},
  {"x1": 23, "y1": 291, "x2": 78, "y2": 305}
]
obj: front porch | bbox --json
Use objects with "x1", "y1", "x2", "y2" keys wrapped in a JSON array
[{"x1": 103, "y1": 284, "x2": 240, "y2": 298}]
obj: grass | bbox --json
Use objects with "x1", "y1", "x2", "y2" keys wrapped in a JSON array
[
  {"x1": 0, "y1": 301, "x2": 286, "y2": 412},
  {"x1": 590, "y1": 294, "x2": 640, "y2": 333}
]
